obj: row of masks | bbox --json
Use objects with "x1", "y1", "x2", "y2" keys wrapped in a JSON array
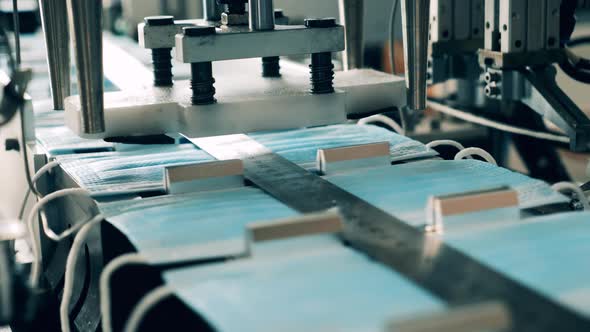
[{"x1": 57, "y1": 124, "x2": 435, "y2": 197}]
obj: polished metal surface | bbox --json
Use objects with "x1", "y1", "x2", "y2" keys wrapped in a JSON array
[
  {"x1": 203, "y1": 0, "x2": 222, "y2": 21},
  {"x1": 401, "y1": 0, "x2": 430, "y2": 111},
  {"x1": 39, "y1": 0, "x2": 71, "y2": 110},
  {"x1": 194, "y1": 134, "x2": 590, "y2": 332},
  {"x1": 66, "y1": 0, "x2": 105, "y2": 134},
  {"x1": 248, "y1": 0, "x2": 275, "y2": 31},
  {"x1": 338, "y1": 0, "x2": 364, "y2": 70}
]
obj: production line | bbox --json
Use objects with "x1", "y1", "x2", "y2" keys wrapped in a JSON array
[{"x1": 1, "y1": 1, "x2": 590, "y2": 332}]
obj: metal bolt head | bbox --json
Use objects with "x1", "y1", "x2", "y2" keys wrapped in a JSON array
[
  {"x1": 304, "y1": 17, "x2": 337, "y2": 28},
  {"x1": 144, "y1": 15, "x2": 175, "y2": 26},
  {"x1": 183, "y1": 26, "x2": 217, "y2": 37}
]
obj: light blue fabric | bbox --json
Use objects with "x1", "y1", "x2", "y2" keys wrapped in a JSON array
[
  {"x1": 163, "y1": 235, "x2": 445, "y2": 332},
  {"x1": 57, "y1": 144, "x2": 214, "y2": 196},
  {"x1": 442, "y1": 211, "x2": 590, "y2": 318},
  {"x1": 99, "y1": 187, "x2": 297, "y2": 264},
  {"x1": 249, "y1": 124, "x2": 436, "y2": 169},
  {"x1": 326, "y1": 159, "x2": 568, "y2": 227},
  {"x1": 34, "y1": 109, "x2": 114, "y2": 155}
]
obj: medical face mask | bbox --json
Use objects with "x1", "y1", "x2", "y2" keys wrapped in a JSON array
[
  {"x1": 34, "y1": 109, "x2": 114, "y2": 155},
  {"x1": 57, "y1": 144, "x2": 214, "y2": 196},
  {"x1": 248, "y1": 124, "x2": 436, "y2": 169},
  {"x1": 98, "y1": 187, "x2": 297, "y2": 265},
  {"x1": 162, "y1": 233, "x2": 444, "y2": 332},
  {"x1": 326, "y1": 159, "x2": 568, "y2": 227},
  {"x1": 443, "y1": 211, "x2": 590, "y2": 318}
]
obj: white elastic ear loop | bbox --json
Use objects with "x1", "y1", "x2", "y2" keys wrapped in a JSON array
[
  {"x1": 426, "y1": 140, "x2": 473, "y2": 159},
  {"x1": 100, "y1": 253, "x2": 147, "y2": 332},
  {"x1": 60, "y1": 215, "x2": 104, "y2": 332},
  {"x1": 28, "y1": 188, "x2": 94, "y2": 288},
  {"x1": 454, "y1": 147, "x2": 498, "y2": 166},
  {"x1": 123, "y1": 285, "x2": 174, "y2": 332},
  {"x1": 552, "y1": 182, "x2": 590, "y2": 211},
  {"x1": 19, "y1": 160, "x2": 61, "y2": 220},
  {"x1": 358, "y1": 114, "x2": 405, "y2": 135}
]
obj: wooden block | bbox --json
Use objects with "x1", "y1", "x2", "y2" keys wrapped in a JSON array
[
  {"x1": 434, "y1": 187, "x2": 518, "y2": 217},
  {"x1": 165, "y1": 159, "x2": 244, "y2": 194},
  {"x1": 388, "y1": 301, "x2": 511, "y2": 332},
  {"x1": 426, "y1": 186, "x2": 519, "y2": 234},
  {"x1": 317, "y1": 142, "x2": 390, "y2": 174},
  {"x1": 247, "y1": 209, "x2": 343, "y2": 244}
]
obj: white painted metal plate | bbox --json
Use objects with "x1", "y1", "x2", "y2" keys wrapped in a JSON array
[{"x1": 65, "y1": 59, "x2": 405, "y2": 139}]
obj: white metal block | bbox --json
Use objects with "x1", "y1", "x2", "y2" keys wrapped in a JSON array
[
  {"x1": 138, "y1": 19, "x2": 205, "y2": 49},
  {"x1": 175, "y1": 25, "x2": 345, "y2": 63},
  {"x1": 65, "y1": 59, "x2": 404, "y2": 139},
  {"x1": 334, "y1": 69, "x2": 406, "y2": 114},
  {"x1": 500, "y1": 0, "x2": 526, "y2": 53}
]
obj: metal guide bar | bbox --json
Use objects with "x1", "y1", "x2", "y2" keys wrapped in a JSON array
[{"x1": 192, "y1": 134, "x2": 590, "y2": 332}]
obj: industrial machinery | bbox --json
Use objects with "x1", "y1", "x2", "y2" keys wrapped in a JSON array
[{"x1": 0, "y1": 0, "x2": 589, "y2": 331}]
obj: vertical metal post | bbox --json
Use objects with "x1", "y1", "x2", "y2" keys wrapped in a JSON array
[
  {"x1": 203, "y1": 0, "x2": 222, "y2": 21},
  {"x1": 38, "y1": 0, "x2": 71, "y2": 110},
  {"x1": 66, "y1": 0, "x2": 105, "y2": 134},
  {"x1": 249, "y1": 0, "x2": 275, "y2": 31},
  {"x1": 401, "y1": 0, "x2": 431, "y2": 111},
  {"x1": 338, "y1": 0, "x2": 364, "y2": 70}
]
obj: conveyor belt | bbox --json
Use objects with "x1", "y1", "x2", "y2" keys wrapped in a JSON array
[{"x1": 192, "y1": 134, "x2": 590, "y2": 332}]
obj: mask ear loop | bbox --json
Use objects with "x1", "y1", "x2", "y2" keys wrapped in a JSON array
[
  {"x1": 552, "y1": 182, "x2": 590, "y2": 211},
  {"x1": 122, "y1": 285, "x2": 174, "y2": 332},
  {"x1": 358, "y1": 114, "x2": 404, "y2": 135},
  {"x1": 100, "y1": 253, "x2": 147, "y2": 332},
  {"x1": 454, "y1": 147, "x2": 498, "y2": 166},
  {"x1": 18, "y1": 160, "x2": 61, "y2": 220},
  {"x1": 426, "y1": 140, "x2": 473, "y2": 159},
  {"x1": 60, "y1": 215, "x2": 104, "y2": 332}
]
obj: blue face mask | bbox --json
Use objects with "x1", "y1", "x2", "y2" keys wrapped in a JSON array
[
  {"x1": 443, "y1": 211, "x2": 590, "y2": 317},
  {"x1": 163, "y1": 234, "x2": 444, "y2": 332},
  {"x1": 98, "y1": 187, "x2": 298, "y2": 265},
  {"x1": 57, "y1": 144, "x2": 214, "y2": 196},
  {"x1": 248, "y1": 124, "x2": 436, "y2": 169},
  {"x1": 326, "y1": 159, "x2": 568, "y2": 227},
  {"x1": 34, "y1": 109, "x2": 114, "y2": 155}
]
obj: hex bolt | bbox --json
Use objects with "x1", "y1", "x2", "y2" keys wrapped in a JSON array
[
  {"x1": 305, "y1": 18, "x2": 337, "y2": 94},
  {"x1": 184, "y1": 26, "x2": 217, "y2": 105},
  {"x1": 145, "y1": 16, "x2": 175, "y2": 87}
]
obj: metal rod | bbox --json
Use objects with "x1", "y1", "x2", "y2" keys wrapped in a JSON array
[
  {"x1": 401, "y1": 0, "x2": 430, "y2": 111},
  {"x1": 203, "y1": 0, "x2": 222, "y2": 21},
  {"x1": 39, "y1": 0, "x2": 71, "y2": 110},
  {"x1": 11, "y1": 0, "x2": 20, "y2": 68},
  {"x1": 338, "y1": 0, "x2": 364, "y2": 71},
  {"x1": 249, "y1": 0, "x2": 275, "y2": 31},
  {"x1": 66, "y1": 0, "x2": 105, "y2": 134}
]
